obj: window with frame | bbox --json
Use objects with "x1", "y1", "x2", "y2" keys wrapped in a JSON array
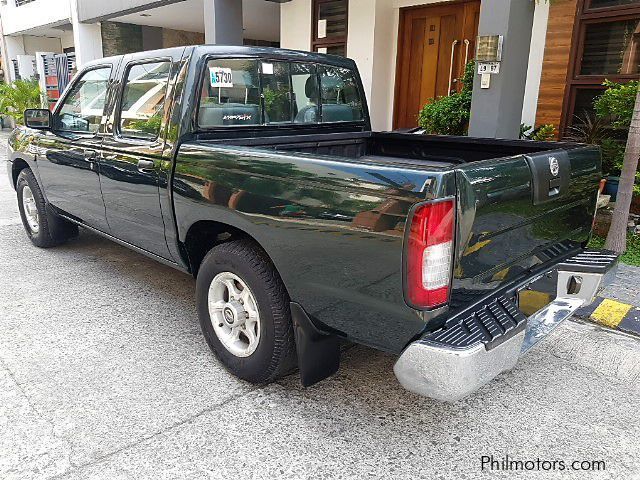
[
  {"x1": 312, "y1": 0, "x2": 348, "y2": 57},
  {"x1": 261, "y1": 61, "x2": 292, "y2": 124},
  {"x1": 319, "y1": 65, "x2": 364, "y2": 122},
  {"x1": 56, "y1": 67, "x2": 111, "y2": 133},
  {"x1": 118, "y1": 61, "x2": 171, "y2": 141},
  {"x1": 197, "y1": 59, "x2": 363, "y2": 128},
  {"x1": 562, "y1": 0, "x2": 640, "y2": 133},
  {"x1": 198, "y1": 59, "x2": 262, "y2": 127}
]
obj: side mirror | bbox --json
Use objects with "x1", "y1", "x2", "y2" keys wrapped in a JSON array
[{"x1": 24, "y1": 109, "x2": 51, "y2": 130}]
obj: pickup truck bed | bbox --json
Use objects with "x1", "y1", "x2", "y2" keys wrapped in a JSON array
[{"x1": 8, "y1": 45, "x2": 617, "y2": 402}]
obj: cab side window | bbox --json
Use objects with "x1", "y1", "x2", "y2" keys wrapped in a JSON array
[
  {"x1": 56, "y1": 67, "x2": 111, "y2": 133},
  {"x1": 198, "y1": 59, "x2": 261, "y2": 127},
  {"x1": 319, "y1": 65, "x2": 364, "y2": 123},
  {"x1": 261, "y1": 61, "x2": 292, "y2": 124},
  {"x1": 292, "y1": 63, "x2": 318, "y2": 124},
  {"x1": 118, "y1": 61, "x2": 172, "y2": 141}
]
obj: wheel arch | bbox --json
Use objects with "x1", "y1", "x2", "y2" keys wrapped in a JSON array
[
  {"x1": 11, "y1": 157, "x2": 31, "y2": 188},
  {"x1": 182, "y1": 219, "x2": 279, "y2": 279}
]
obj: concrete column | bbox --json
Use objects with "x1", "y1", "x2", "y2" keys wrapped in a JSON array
[
  {"x1": 204, "y1": 0, "x2": 243, "y2": 45},
  {"x1": 468, "y1": 0, "x2": 535, "y2": 139},
  {"x1": 71, "y1": 0, "x2": 103, "y2": 67},
  {"x1": 521, "y1": 1, "x2": 550, "y2": 128},
  {"x1": 4, "y1": 35, "x2": 25, "y2": 81}
]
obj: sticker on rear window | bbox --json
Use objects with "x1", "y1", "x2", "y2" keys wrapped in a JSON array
[{"x1": 209, "y1": 67, "x2": 233, "y2": 88}]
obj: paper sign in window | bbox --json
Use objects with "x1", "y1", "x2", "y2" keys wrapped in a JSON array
[
  {"x1": 262, "y1": 63, "x2": 274, "y2": 75},
  {"x1": 317, "y1": 19, "x2": 327, "y2": 39},
  {"x1": 209, "y1": 67, "x2": 233, "y2": 88}
]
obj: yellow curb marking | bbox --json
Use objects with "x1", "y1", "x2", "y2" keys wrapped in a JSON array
[
  {"x1": 518, "y1": 290, "x2": 553, "y2": 317},
  {"x1": 591, "y1": 299, "x2": 633, "y2": 329},
  {"x1": 492, "y1": 267, "x2": 511, "y2": 282},
  {"x1": 464, "y1": 239, "x2": 492, "y2": 256}
]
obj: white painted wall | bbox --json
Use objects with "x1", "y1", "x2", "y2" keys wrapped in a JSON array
[
  {"x1": 280, "y1": 0, "x2": 311, "y2": 52},
  {"x1": 0, "y1": 0, "x2": 71, "y2": 36},
  {"x1": 60, "y1": 31, "x2": 75, "y2": 51},
  {"x1": 521, "y1": 1, "x2": 550, "y2": 128},
  {"x1": 23, "y1": 36, "x2": 63, "y2": 55}
]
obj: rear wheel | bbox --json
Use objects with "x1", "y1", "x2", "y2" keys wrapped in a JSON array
[
  {"x1": 196, "y1": 239, "x2": 296, "y2": 384},
  {"x1": 16, "y1": 169, "x2": 78, "y2": 248}
]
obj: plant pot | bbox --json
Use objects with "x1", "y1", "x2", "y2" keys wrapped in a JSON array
[
  {"x1": 599, "y1": 178, "x2": 607, "y2": 194},
  {"x1": 603, "y1": 176, "x2": 620, "y2": 202},
  {"x1": 631, "y1": 195, "x2": 640, "y2": 215}
]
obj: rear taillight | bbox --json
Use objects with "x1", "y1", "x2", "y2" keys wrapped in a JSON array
[{"x1": 405, "y1": 199, "x2": 455, "y2": 309}]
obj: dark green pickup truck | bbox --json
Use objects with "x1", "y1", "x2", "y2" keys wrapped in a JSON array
[{"x1": 8, "y1": 46, "x2": 617, "y2": 401}]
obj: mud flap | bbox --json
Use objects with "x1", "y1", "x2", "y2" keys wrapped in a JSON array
[{"x1": 290, "y1": 302, "x2": 340, "y2": 387}]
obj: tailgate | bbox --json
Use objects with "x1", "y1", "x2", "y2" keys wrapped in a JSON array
[{"x1": 453, "y1": 145, "x2": 601, "y2": 304}]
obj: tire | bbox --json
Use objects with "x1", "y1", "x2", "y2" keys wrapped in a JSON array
[
  {"x1": 196, "y1": 239, "x2": 297, "y2": 384},
  {"x1": 16, "y1": 168, "x2": 78, "y2": 248}
]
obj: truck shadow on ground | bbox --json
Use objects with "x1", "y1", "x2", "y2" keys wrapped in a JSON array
[
  {"x1": 53, "y1": 228, "x2": 524, "y2": 419},
  {"x1": 54, "y1": 230, "x2": 440, "y2": 393}
]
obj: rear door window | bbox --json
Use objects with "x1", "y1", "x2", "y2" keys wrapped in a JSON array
[
  {"x1": 198, "y1": 59, "x2": 261, "y2": 127},
  {"x1": 118, "y1": 61, "x2": 171, "y2": 141},
  {"x1": 319, "y1": 65, "x2": 364, "y2": 123}
]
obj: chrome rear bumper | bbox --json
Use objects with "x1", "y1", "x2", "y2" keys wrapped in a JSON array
[{"x1": 394, "y1": 250, "x2": 618, "y2": 402}]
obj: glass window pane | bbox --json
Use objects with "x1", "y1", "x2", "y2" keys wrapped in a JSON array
[
  {"x1": 580, "y1": 19, "x2": 640, "y2": 75},
  {"x1": 198, "y1": 59, "x2": 261, "y2": 127},
  {"x1": 292, "y1": 63, "x2": 319, "y2": 124},
  {"x1": 56, "y1": 67, "x2": 110, "y2": 133},
  {"x1": 262, "y1": 61, "x2": 291, "y2": 124},
  {"x1": 317, "y1": 0, "x2": 348, "y2": 40},
  {"x1": 319, "y1": 65, "x2": 364, "y2": 123},
  {"x1": 119, "y1": 61, "x2": 171, "y2": 140},
  {"x1": 570, "y1": 88, "x2": 605, "y2": 124},
  {"x1": 589, "y1": 0, "x2": 637, "y2": 8}
]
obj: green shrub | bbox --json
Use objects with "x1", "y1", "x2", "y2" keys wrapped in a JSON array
[
  {"x1": 521, "y1": 123, "x2": 556, "y2": 141},
  {"x1": 592, "y1": 80, "x2": 640, "y2": 194},
  {"x1": 418, "y1": 61, "x2": 474, "y2": 135},
  {"x1": 0, "y1": 79, "x2": 43, "y2": 125},
  {"x1": 594, "y1": 80, "x2": 639, "y2": 129}
]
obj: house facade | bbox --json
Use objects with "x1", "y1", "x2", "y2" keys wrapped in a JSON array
[
  {"x1": 1, "y1": 0, "x2": 638, "y2": 137},
  {"x1": 280, "y1": 0, "x2": 640, "y2": 135}
]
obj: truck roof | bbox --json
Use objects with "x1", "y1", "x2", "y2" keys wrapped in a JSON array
[{"x1": 83, "y1": 45, "x2": 358, "y2": 71}]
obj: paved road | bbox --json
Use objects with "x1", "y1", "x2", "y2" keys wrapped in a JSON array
[{"x1": 1, "y1": 131, "x2": 639, "y2": 480}]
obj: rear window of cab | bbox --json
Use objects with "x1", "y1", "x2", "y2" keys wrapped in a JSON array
[{"x1": 197, "y1": 58, "x2": 364, "y2": 128}]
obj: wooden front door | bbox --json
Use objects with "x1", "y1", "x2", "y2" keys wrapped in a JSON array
[{"x1": 393, "y1": 0, "x2": 480, "y2": 129}]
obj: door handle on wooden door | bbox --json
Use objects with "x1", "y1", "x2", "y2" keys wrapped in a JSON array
[
  {"x1": 463, "y1": 39, "x2": 470, "y2": 67},
  {"x1": 448, "y1": 40, "x2": 459, "y2": 96}
]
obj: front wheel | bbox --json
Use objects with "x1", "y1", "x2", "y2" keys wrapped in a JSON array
[
  {"x1": 16, "y1": 168, "x2": 78, "y2": 248},
  {"x1": 196, "y1": 239, "x2": 296, "y2": 384}
]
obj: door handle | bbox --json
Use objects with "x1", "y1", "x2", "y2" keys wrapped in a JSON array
[
  {"x1": 463, "y1": 39, "x2": 470, "y2": 67},
  {"x1": 448, "y1": 39, "x2": 459, "y2": 96},
  {"x1": 137, "y1": 159, "x2": 155, "y2": 173}
]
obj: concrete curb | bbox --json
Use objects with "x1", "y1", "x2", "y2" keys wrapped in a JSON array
[{"x1": 575, "y1": 296, "x2": 640, "y2": 337}]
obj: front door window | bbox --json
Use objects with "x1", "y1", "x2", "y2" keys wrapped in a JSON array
[{"x1": 55, "y1": 67, "x2": 111, "y2": 133}]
